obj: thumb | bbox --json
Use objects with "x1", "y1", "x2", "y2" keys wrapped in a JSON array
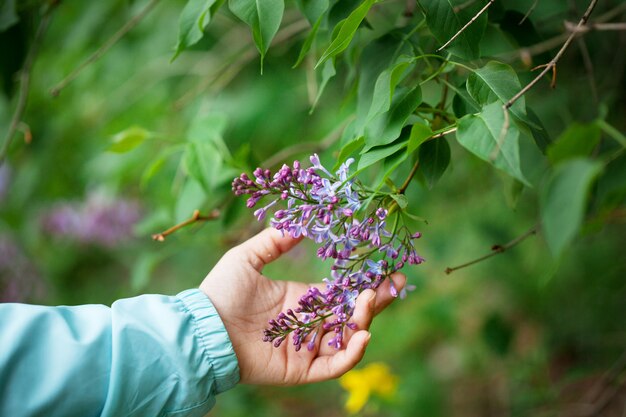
[{"x1": 234, "y1": 227, "x2": 303, "y2": 272}]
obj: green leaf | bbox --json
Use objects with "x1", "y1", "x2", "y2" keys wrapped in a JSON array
[
  {"x1": 390, "y1": 193, "x2": 408, "y2": 209},
  {"x1": 187, "y1": 112, "x2": 232, "y2": 161},
  {"x1": 294, "y1": 0, "x2": 329, "y2": 24},
  {"x1": 183, "y1": 142, "x2": 223, "y2": 192},
  {"x1": 141, "y1": 155, "x2": 166, "y2": 188},
  {"x1": 407, "y1": 123, "x2": 434, "y2": 154},
  {"x1": 379, "y1": 147, "x2": 409, "y2": 188},
  {"x1": 0, "y1": 0, "x2": 18, "y2": 31},
  {"x1": 452, "y1": 83, "x2": 481, "y2": 118},
  {"x1": 229, "y1": 0, "x2": 285, "y2": 69},
  {"x1": 402, "y1": 211, "x2": 428, "y2": 224},
  {"x1": 310, "y1": 58, "x2": 336, "y2": 112},
  {"x1": 131, "y1": 253, "x2": 163, "y2": 291},
  {"x1": 173, "y1": 0, "x2": 224, "y2": 61},
  {"x1": 420, "y1": 0, "x2": 487, "y2": 60},
  {"x1": 364, "y1": 86, "x2": 422, "y2": 149},
  {"x1": 108, "y1": 126, "x2": 151, "y2": 153},
  {"x1": 175, "y1": 178, "x2": 207, "y2": 223},
  {"x1": 366, "y1": 55, "x2": 414, "y2": 122},
  {"x1": 358, "y1": 140, "x2": 408, "y2": 171},
  {"x1": 333, "y1": 136, "x2": 365, "y2": 170},
  {"x1": 527, "y1": 108, "x2": 551, "y2": 153},
  {"x1": 457, "y1": 102, "x2": 529, "y2": 185},
  {"x1": 502, "y1": 176, "x2": 524, "y2": 209},
  {"x1": 467, "y1": 61, "x2": 526, "y2": 120},
  {"x1": 419, "y1": 137, "x2": 451, "y2": 189},
  {"x1": 354, "y1": 32, "x2": 413, "y2": 131},
  {"x1": 547, "y1": 122, "x2": 602, "y2": 165},
  {"x1": 316, "y1": 0, "x2": 376, "y2": 67},
  {"x1": 293, "y1": 13, "x2": 324, "y2": 68},
  {"x1": 596, "y1": 119, "x2": 626, "y2": 149},
  {"x1": 540, "y1": 158, "x2": 603, "y2": 257}
]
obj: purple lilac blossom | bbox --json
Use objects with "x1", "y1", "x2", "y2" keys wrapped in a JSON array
[
  {"x1": 232, "y1": 154, "x2": 425, "y2": 351},
  {"x1": 41, "y1": 193, "x2": 141, "y2": 247},
  {"x1": 0, "y1": 164, "x2": 11, "y2": 204},
  {"x1": 0, "y1": 236, "x2": 45, "y2": 303}
]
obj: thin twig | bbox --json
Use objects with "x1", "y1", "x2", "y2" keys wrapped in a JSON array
[
  {"x1": 494, "y1": 0, "x2": 600, "y2": 161},
  {"x1": 504, "y1": 3, "x2": 626, "y2": 62},
  {"x1": 576, "y1": 37, "x2": 599, "y2": 105},
  {"x1": 398, "y1": 162, "x2": 420, "y2": 195},
  {"x1": 490, "y1": 106, "x2": 510, "y2": 161},
  {"x1": 565, "y1": 21, "x2": 626, "y2": 33},
  {"x1": 260, "y1": 116, "x2": 354, "y2": 168},
  {"x1": 437, "y1": 0, "x2": 495, "y2": 52},
  {"x1": 445, "y1": 226, "x2": 537, "y2": 274},
  {"x1": 0, "y1": 5, "x2": 56, "y2": 166},
  {"x1": 503, "y1": 0, "x2": 599, "y2": 111},
  {"x1": 50, "y1": 0, "x2": 160, "y2": 97},
  {"x1": 519, "y1": 0, "x2": 539, "y2": 25},
  {"x1": 397, "y1": 126, "x2": 458, "y2": 195},
  {"x1": 152, "y1": 209, "x2": 220, "y2": 241}
]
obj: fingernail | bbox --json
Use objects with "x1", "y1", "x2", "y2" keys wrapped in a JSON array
[{"x1": 364, "y1": 332, "x2": 372, "y2": 345}]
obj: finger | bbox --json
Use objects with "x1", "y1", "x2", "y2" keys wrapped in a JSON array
[
  {"x1": 306, "y1": 330, "x2": 371, "y2": 383},
  {"x1": 350, "y1": 289, "x2": 376, "y2": 333},
  {"x1": 373, "y1": 272, "x2": 407, "y2": 315},
  {"x1": 234, "y1": 227, "x2": 303, "y2": 272}
]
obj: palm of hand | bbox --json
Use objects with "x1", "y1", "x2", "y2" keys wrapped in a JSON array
[{"x1": 200, "y1": 229, "x2": 405, "y2": 385}]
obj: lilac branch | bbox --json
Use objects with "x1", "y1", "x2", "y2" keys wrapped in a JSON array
[
  {"x1": 493, "y1": 0, "x2": 600, "y2": 161},
  {"x1": 503, "y1": 0, "x2": 600, "y2": 111},
  {"x1": 445, "y1": 226, "x2": 537, "y2": 274},
  {"x1": 152, "y1": 209, "x2": 220, "y2": 242},
  {"x1": 437, "y1": 0, "x2": 495, "y2": 52}
]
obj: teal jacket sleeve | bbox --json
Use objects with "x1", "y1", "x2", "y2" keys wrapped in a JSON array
[{"x1": 0, "y1": 289, "x2": 240, "y2": 417}]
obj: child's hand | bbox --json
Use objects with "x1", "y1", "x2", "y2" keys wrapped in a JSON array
[{"x1": 200, "y1": 228, "x2": 406, "y2": 385}]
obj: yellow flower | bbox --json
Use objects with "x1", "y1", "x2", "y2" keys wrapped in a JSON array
[{"x1": 339, "y1": 362, "x2": 398, "y2": 414}]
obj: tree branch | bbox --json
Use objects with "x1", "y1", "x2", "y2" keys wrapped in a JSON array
[
  {"x1": 0, "y1": 5, "x2": 56, "y2": 166},
  {"x1": 437, "y1": 0, "x2": 495, "y2": 52},
  {"x1": 565, "y1": 21, "x2": 626, "y2": 33},
  {"x1": 492, "y1": 0, "x2": 600, "y2": 161},
  {"x1": 519, "y1": 0, "x2": 539, "y2": 25},
  {"x1": 445, "y1": 226, "x2": 537, "y2": 274},
  {"x1": 152, "y1": 209, "x2": 220, "y2": 241},
  {"x1": 503, "y1": 0, "x2": 600, "y2": 111},
  {"x1": 50, "y1": 0, "x2": 160, "y2": 97},
  {"x1": 502, "y1": 3, "x2": 626, "y2": 62}
]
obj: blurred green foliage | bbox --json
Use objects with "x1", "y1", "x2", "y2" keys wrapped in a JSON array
[{"x1": 1, "y1": 0, "x2": 625, "y2": 416}]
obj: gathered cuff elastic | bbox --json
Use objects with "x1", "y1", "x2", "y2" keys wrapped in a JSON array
[{"x1": 177, "y1": 289, "x2": 240, "y2": 394}]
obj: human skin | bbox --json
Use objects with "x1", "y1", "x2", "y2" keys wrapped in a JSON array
[{"x1": 200, "y1": 228, "x2": 406, "y2": 385}]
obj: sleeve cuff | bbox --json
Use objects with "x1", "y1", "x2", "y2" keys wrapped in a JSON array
[{"x1": 177, "y1": 288, "x2": 240, "y2": 394}]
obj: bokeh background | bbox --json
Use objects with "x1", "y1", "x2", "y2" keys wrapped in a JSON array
[{"x1": 1, "y1": 1, "x2": 625, "y2": 416}]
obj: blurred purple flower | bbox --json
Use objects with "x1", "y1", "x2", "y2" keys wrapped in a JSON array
[
  {"x1": 41, "y1": 193, "x2": 141, "y2": 247},
  {"x1": 0, "y1": 236, "x2": 44, "y2": 303},
  {"x1": 0, "y1": 164, "x2": 11, "y2": 204}
]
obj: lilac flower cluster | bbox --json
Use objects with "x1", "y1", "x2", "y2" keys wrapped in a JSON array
[
  {"x1": 233, "y1": 154, "x2": 425, "y2": 351},
  {"x1": 41, "y1": 193, "x2": 141, "y2": 248}
]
